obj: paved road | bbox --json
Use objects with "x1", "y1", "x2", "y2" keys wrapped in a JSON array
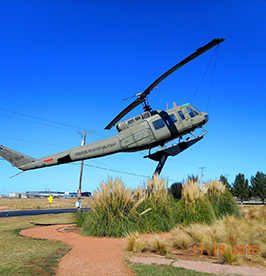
[{"x1": 0, "y1": 207, "x2": 90, "y2": 217}]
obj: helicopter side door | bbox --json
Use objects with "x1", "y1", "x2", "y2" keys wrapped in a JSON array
[
  {"x1": 148, "y1": 115, "x2": 171, "y2": 142},
  {"x1": 119, "y1": 120, "x2": 156, "y2": 150}
]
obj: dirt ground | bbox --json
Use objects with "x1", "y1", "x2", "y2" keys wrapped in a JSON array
[{"x1": 20, "y1": 225, "x2": 266, "y2": 276}]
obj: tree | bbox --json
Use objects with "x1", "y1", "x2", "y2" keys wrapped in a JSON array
[
  {"x1": 231, "y1": 173, "x2": 250, "y2": 203},
  {"x1": 250, "y1": 171, "x2": 266, "y2": 204},
  {"x1": 220, "y1": 175, "x2": 231, "y2": 191}
]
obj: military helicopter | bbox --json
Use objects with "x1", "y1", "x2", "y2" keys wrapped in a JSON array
[{"x1": 0, "y1": 38, "x2": 225, "y2": 176}]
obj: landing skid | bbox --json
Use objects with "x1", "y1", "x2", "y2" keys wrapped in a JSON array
[{"x1": 144, "y1": 130, "x2": 208, "y2": 177}]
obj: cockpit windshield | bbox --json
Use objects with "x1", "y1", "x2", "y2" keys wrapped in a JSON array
[{"x1": 186, "y1": 106, "x2": 199, "y2": 118}]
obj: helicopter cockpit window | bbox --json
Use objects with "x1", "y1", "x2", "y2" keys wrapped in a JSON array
[
  {"x1": 152, "y1": 119, "x2": 165, "y2": 130},
  {"x1": 193, "y1": 109, "x2": 199, "y2": 116},
  {"x1": 186, "y1": 107, "x2": 195, "y2": 118},
  {"x1": 178, "y1": 111, "x2": 185, "y2": 120},
  {"x1": 127, "y1": 119, "x2": 134, "y2": 125}
]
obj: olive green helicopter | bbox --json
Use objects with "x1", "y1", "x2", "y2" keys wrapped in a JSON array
[{"x1": 0, "y1": 38, "x2": 225, "y2": 176}]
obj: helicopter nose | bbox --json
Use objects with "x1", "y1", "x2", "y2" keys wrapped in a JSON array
[{"x1": 202, "y1": 112, "x2": 209, "y2": 124}]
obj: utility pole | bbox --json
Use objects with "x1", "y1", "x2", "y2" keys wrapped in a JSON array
[
  {"x1": 76, "y1": 130, "x2": 93, "y2": 211},
  {"x1": 198, "y1": 167, "x2": 206, "y2": 184}
]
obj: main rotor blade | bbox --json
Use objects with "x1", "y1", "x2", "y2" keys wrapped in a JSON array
[
  {"x1": 141, "y1": 38, "x2": 225, "y2": 97},
  {"x1": 105, "y1": 38, "x2": 225, "y2": 129},
  {"x1": 105, "y1": 99, "x2": 142, "y2": 129}
]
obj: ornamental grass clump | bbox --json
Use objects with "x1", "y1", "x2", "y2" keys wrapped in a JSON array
[
  {"x1": 175, "y1": 178, "x2": 215, "y2": 225},
  {"x1": 125, "y1": 232, "x2": 147, "y2": 253},
  {"x1": 171, "y1": 215, "x2": 266, "y2": 264},
  {"x1": 90, "y1": 176, "x2": 134, "y2": 211},
  {"x1": 205, "y1": 179, "x2": 226, "y2": 198},
  {"x1": 171, "y1": 226, "x2": 194, "y2": 250},
  {"x1": 136, "y1": 175, "x2": 178, "y2": 233},
  {"x1": 148, "y1": 235, "x2": 169, "y2": 255},
  {"x1": 205, "y1": 179, "x2": 240, "y2": 219},
  {"x1": 82, "y1": 177, "x2": 137, "y2": 237},
  {"x1": 81, "y1": 175, "x2": 178, "y2": 237},
  {"x1": 182, "y1": 178, "x2": 207, "y2": 205}
]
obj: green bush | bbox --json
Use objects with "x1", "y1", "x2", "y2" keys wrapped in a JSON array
[
  {"x1": 209, "y1": 192, "x2": 241, "y2": 219},
  {"x1": 204, "y1": 180, "x2": 240, "y2": 219},
  {"x1": 174, "y1": 197, "x2": 216, "y2": 225},
  {"x1": 73, "y1": 211, "x2": 87, "y2": 227},
  {"x1": 135, "y1": 195, "x2": 178, "y2": 233},
  {"x1": 82, "y1": 208, "x2": 137, "y2": 237}
]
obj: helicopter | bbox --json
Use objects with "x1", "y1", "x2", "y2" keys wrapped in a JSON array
[{"x1": 0, "y1": 38, "x2": 225, "y2": 176}]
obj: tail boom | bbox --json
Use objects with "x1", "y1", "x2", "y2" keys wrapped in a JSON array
[{"x1": 0, "y1": 136, "x2": 121, "y2": 171}]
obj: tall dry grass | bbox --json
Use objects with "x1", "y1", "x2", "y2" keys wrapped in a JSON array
[
  {"x1": 89, "y1": 176, "x2": 134, "y2": 212},
  {"x1": 125, "y1": 232, "x2": 147, "y2": 253},
  {"x1": 182, "y1": 178, "x2": 207, "y2": 205},
  {"x1": 134, "y1": 174, "x2": 168, "y2": 202},
  {"x1": 148, "y1": 235, "x2": 169, "y2": 255},
  {"x1": 171, "y1": 215, "x2": 266, "y2": 265},
  {"x1": 205, "y1": 179, "x2": 226, "y2": 198}
]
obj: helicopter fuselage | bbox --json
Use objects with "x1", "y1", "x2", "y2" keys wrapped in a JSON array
[{"x1": 3, "y1": 102, "x2": 208, "y2": 171}]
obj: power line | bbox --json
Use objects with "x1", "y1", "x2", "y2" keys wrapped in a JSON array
[
  {"x1": 0, "y1": 135, "x2": 69, "y2": 148},
  {"x1": 0, "y1": 109, "x2": 111, "y2": 140},
  {"x1": 82, "y1": 162, "x2": 178, "y2": 182},
  {"x1": 0, "y1": 113, "x2": 85, "y2": 133},
  {"x1": 0, "y1": 108, "x2": 84, "y2": 131}
]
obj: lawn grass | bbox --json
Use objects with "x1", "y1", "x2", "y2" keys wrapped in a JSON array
[
  {"x1": 127, "y1": 261, "x2": 229, "y2": 276},
  {"x1": 0, "y1": 213, "x2": 74, "y2": 275},
  {"x1": 0, "y1": 197, "x2": 90, "y2": 210}
]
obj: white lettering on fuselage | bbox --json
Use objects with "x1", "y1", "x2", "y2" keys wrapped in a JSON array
[{"x1": 74, "y1": 143, "x2": 116, "y2": 157}]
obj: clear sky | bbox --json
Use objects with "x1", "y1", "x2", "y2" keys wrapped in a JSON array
[{"x1": 1, "y1": 0, "x2": 266, "y2": 195}]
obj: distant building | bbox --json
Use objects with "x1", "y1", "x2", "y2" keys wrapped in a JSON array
[
  {"x1": 9, "y1": 192, "x2": 26, "y2": 198},
  {"x1": 26, "y1": 191, "x2": 65, "y2": 198},
  {"x1": 68, "y1": 191, "x2": 92, "y2": 198},
  {"x1": 8, "y1": 191, "x2": 91, "y2": 198}
]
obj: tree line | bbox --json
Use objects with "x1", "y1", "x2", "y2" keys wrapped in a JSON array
[{"x1": 220, "y1": 172, "x2": 266, "y2": 204}]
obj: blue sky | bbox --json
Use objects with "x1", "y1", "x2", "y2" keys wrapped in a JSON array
[{"x1": 1, "y1": 0, "x2": 266, "y2": 195}]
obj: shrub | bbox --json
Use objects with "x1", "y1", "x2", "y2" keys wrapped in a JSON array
[{"x1": 169, "y1": 182, "x2": 183, "y2": 200}]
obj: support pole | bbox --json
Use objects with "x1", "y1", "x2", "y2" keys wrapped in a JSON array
[
  {"x1": 149, "y1": 153, "x2": 168, "y2": 194},
  {"x1": 77, "y1": 130, "x2": 93, "y2": 211},
  {"x1": 152, "y1": 154, "x2": 168, "y2": 178}
]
